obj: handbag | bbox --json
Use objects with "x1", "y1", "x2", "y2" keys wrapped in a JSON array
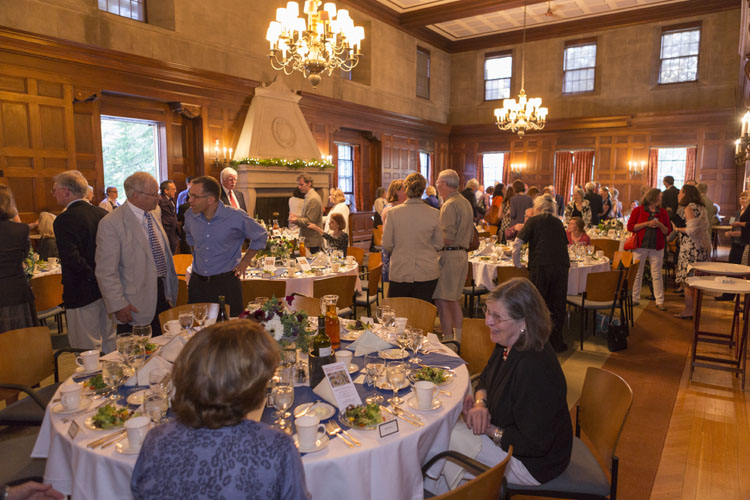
[{"x1": 623, "y1": 233, "x2": 637, "y2": 251}]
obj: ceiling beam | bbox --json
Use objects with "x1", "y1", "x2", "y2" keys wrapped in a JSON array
[{"x1": 400, "y1": 0, "x2": 548, "y2": 29}]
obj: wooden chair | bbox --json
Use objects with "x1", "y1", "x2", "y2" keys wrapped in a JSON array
[
  {"x1": 172, "y1": 254, "x2": 193, "y2": 277},
  {"x1": 0, "y1": 327, "x2": 82, "y2": 426},
  {"x1": 460, "y1": 318, "x2": 495, "y2": 377},
  {"x1": 488, "y1": 225, "x2": 499, "y2": 236},
  {"x1": 313, "y1": 274, "x2": 357, "y2": 316},
  {"x1": 566, "y1": 270, "x2": 624, "y2": 350},
  {"x1": 611, "y1": 251, "x2": 634, "y2": 270},
  {"x1": 422, "y1": 447, "x2": 512, "y2": 500},
  {"x1": 506, "y1": 368, "x2": 633, "y2": 500},
  {"x1": 382, "y1": 297, "x2": 437, "y2": 335},
  {"x1": 372, "y1": 225, "x2": 383, "y2": 251},
  {"x1": 354, "y1": 263, "x2": 382, "y2": 317},
  {"x1": 159, "y1": 303, "x2": 217, "y2": 328},
  {"x1": 463, "y1": 262, "x2": 489, "y2": 318},
  {"x1": 346, "y1": 246, "x2": 365, "y2": 266},
  {"x1": 363, "y1": 253, "x2": 384, "y2": 299},
  {"x1": 591, "y1": 238, "x2": 620, "y2": 262},
  {"x1": 495, "y1": 266, "x2": 529, "y2": 286},
  {"x1": 241, "y1": 280, "x2": 287, "y2": 306},
  {"x1": 30, "y1": 274, "x2": 65, "y2": 334},
  {"x1": 477, "y1": 231, "x2": 491, "y2": 238},
  {"x1": 176, "y1": 277, "x2": 188, "y2": 306},
  {"x1": 291, "y1": 294, "x2": 322, "y2": 317}
]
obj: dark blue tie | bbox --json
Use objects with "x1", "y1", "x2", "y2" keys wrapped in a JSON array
[{"x1": 144, "y1": 212, "x2": 168, "y2": 277}]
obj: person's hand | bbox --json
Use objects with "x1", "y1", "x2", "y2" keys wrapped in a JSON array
[
  {"x1": 462, "y1": 393, "x2": 474, "y2": 417},
  {"x1": 289, "y1": 213, "x2": 298, "y2": 222},
  {"x1": 307, "y1": 223, "x2": 322, "y2": 233},
  {"x1": 115, "y1": 304, "x2": 138, "y2": 324},
  {"x1": 464, "y1": 401, "x2": 491, "y2": 435},
  {"x1": 7, "y1": 481, "x2": 64, "y2": 500},
  {"x1": 732, "y1": 220, "x2": 744, "y2": 228}
]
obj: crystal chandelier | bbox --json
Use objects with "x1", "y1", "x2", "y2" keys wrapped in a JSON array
[
  {"x1": 494, "y1": 0, "x2": 548, "y2": 138},
  {"x1": 266, "y1": 1, "x2": 364, "y2": 88}
]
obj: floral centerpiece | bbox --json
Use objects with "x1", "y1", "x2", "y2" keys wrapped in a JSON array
[
  {"x1": 256, "y1": 236, "x2": 295, "y2": 260},
  {"x1": 598, "y1": 219, "x2": 624, "y2": 232},
  {"x1": 239, "y1": 296, "x2": 310, "y2": 351}
]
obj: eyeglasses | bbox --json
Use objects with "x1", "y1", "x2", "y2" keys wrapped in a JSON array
[
  {"x1": 188, "y1": 192, "x2": 211, "y2": 199},
  {"x1": 137, "y1": 191, "x2": 159, "y2": 198},
  {"x1": 482, "y1": 304, "x2": 515, "y2": 324}
]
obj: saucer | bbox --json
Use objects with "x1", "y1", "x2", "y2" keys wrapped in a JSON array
[
  {"x1": 126, "y1": 389, "x2": 148, "y2": 406},
  {"x1": 75, "y1": 363, "x2": 102, "y2": 375},
  {"x1": 348, "y1": 363, "x2": 360, "y2": 374},
  {"x1": 51, "y1": 398, "x2": 91, "y2": 415},
  {"x1": 293, "y1": 432, "x2": 329, "y2": 453},
  {"x1": 294, "y1": 402, "x2": 335, "y2": 420},
  {"x1": 379, "y1": 349, "x2": 409, "y2": 360},
  {"x1": 116, "y1": 441, "x2": 142, "y2": 455},
  {"x1": 406, "y1": 395, "x2": 442, "y2": 411}
]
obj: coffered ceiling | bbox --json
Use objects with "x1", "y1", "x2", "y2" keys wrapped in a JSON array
[{"x1": 341, "y1": 0, "x2": 740, "y2": 52}]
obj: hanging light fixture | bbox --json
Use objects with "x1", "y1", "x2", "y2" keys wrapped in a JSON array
[
  {"x1": 494, "y1": 0, "x2": 548, "y2": 138},
  {"x1": 735, "y1": 111, "x2": 750, "y2": 166},
  {"x1": 266, "y1": 1, "x2": 365, "y2": 88}
]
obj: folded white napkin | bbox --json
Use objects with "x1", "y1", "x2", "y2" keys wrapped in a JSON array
[
  {"x1": 312, "y1": 378, "x2": 337, "y2": 406},
  {"x1": 124, "y1": 355, "x2": 172, "y2": 386},
  {"x1": 347, "y1": 330, "x2": 392, "y2": 357},
  {"x1": 476, "y1": 245, "x2": 494, "y2": 256},
  {"x1": 159, "y1": 335, "x2": 188, "y2": 363}
]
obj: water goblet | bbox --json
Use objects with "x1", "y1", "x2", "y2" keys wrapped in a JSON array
[
  {"x1": 271, "y1": 382, "x2": 294, "y2": 432},
  {"x1": 193, "y1": 304, "x2": 208, "y2": 329},
  {"x1": 382, "y1": 310, "x2": 396, "y2": 341},
  {"x1": 364, "y1": 353, "x2": 385, "y2": 404},
  {"x1": 395, "y1": 330, "x2": 410, "y2": 359},
  {"x1": 408, "y1": 327, "x2": 424, "y2": 363},
  {"x1": 149, "y1": 368, "x2": 170, "y2": 395},
  {"x1": 102, "y1": 360, "x2": 124, "y2": 401},
  {"x1": 178, "y1": 311, "x2": 194, "y2": 335},
  {"x1": 386, "y1": 361, "x2": 406, "y2": 406},
  {"x1": 144, "y1": 390, "x2": 169, "y2": 424}
]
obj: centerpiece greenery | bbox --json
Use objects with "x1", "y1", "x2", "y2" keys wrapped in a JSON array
[
  {"x1": 232, "y1": 157, "x2": 334, "y2": 170},
  {"x1": 239, "y1": 296, "x2": 310, "y2": 351},
  {"x1": 256, "y1": 236, "x2": 295, "y2": 260},
  {"x1": 598, "y1": 219, "x2": 624, "y2": 232}
]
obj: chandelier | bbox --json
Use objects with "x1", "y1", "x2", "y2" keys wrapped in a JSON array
[
  {"x1": 494, "y1": 0, "x2": 548, "y2": 138},
  {"x1": 266, "y1": 1, "x2": 364, "y2": 88},
  {"x1": 735, "y1": 111, "x2": 750, "y2": 166}
]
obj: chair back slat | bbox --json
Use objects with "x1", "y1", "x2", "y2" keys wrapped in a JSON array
[
  {"x1": 611, "y1": 250, "x2": 634, "y2": 270},
  {"x1": 366, "y1": 264, "x2": 382, "y2": 298},
  {"x1": 432, "y1": 447, "x2": 513, "y2": 500},
  {"x1": 346, "y1": 246, "x2": 365, "y2": 266},
  {"x1": 372, "y1": 227, "x2": 383, "y2": 247},
  {"x1": 578, "y1": 367, "x2": 633, "y2": 471},
  {"x1": 367, "y1": 252, "x2": 382, "y2": 269},
  {"x1": 241, "y1": 280, "x2": 287, "y2": 306},
  {"x1": 291, "y1": 294, "x2": 323, "y2": 316},
  {"x1": 495, "y1": 267, "x2": 529, "y2": 286},
  {"x1": 30, "y1": 274, "x2": 63, "y2": 311},
  {"x1": 382, "y1": 297, "x2": 437, "y2": 335},
  {"x1": 591, "y1": 238, "x2": 620, "y2": 262},
  {"x1": 176, "y1": 278, "x2": 188, "y2": 306},
  {"x1": 172, "y1": 254, "x2": 193, "y2": 277},
  {"x1": 312, "y1": 275, "x2": 357, "y2": 309},
  {"x1": 460, "y1": 318, "x2": 495, "y2": 376},
  {"x1": 0, "y1": 327, "x2": 53, "y2": 401},
  {"x1": 584, "y1": 270, "x2": 622, "y2": 302}
]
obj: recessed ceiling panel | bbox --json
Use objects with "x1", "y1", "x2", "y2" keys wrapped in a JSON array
[{"x1": 375, "y1": 0, "x2": 459, "y2": 13}]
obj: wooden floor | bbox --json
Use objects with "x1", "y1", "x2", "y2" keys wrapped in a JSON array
[{"x1": 651, "y1": 298, "x2": 750, "y2": 500}]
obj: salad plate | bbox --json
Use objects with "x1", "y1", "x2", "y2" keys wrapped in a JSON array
[
  {"x1": 51, "y1": 399, "x2": 92, "y2": 415},
  {"x1": 126, "y1": 389, "x2": 148, "y2": 406},
  {"x1": 407, "y1": 366, "x2": 455, "y2": 386},
  {"x1": 339, "y1": 403, "x2": 389, "y2": 430},
  {"x1": 85, "y1": 404, "x2": 133, "y2": 431},
  {"x1": 379, "y1": 349, "x2": 409, "y2": 360}
]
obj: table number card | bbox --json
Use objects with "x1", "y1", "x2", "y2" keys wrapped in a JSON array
[
  {"x1": 68, "y1": 420, "x2": 80, "y2": 439},
  {"x1": 263, "y1": 257, "x2": 276, "y2": 272},
  {"x1": 322, "y1": 362, "x2": 363, "y2": 412},
  {"x1": 378, "y1": 419, "x2": 399, "y2": 438},
  {"x1": 296, "y1": 257, "x2": 312, "y2": 272},
  {"x1": 272, "y1": 229, "x2": 282, "y2": 237}
]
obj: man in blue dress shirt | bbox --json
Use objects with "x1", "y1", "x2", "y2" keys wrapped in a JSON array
[
  {"x1": 176, "y1": 176, "x2": 193, "y2": 208},
  {"x1": 184, "y1": 176, "x2": 268, "y2": 316}
]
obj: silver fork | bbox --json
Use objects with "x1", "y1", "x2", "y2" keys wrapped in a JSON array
[{"x1": 325, "y1": 420, "x2": 354, "y2": 448}]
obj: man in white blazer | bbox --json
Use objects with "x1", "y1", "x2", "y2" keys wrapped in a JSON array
[{"x1": 96, "y1": 172, "x2": 178, "y2": 336}]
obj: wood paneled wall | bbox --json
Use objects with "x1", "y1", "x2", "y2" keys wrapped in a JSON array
[{"x1": 451, "y1": 110, "x2": 739, "y2": 215}]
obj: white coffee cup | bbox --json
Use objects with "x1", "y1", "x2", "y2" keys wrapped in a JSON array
[
  {"x1": 331, "y1": 262, "x2": 340, "y2": 273},
  {"x1": 414, "y1": 380, "x2": 436, "y2": 410},
  {"x1": 595, "y1": 250, "x2": 604, "y2": 259},
  {"x1": 47, "y1": 257, "x2": 59, "y2": 267},
  {"x1": 60, "y1": 381, "x2": 82, "y2": 411},
  {"x1": 124, "y1": 416, "x2": 151, "y2": 450},
  {"x1": 335, "y1": 350, "x2": 353, "y2": 368},
  {"x1": 162, "y1": 320, "x2": 181, "y2": 337},
  {"x1": 296, "y1": 414, "x2": 325, "y2": 450},
  {"x1": 346, "y1": 255, "x2": 356, "y2": 265},
  {"x1": 75, "y1": 349, "x2": 100, "y2": 372},
  {"x1": 395, "y1": 317, "x2": 408, "y2": 334}
]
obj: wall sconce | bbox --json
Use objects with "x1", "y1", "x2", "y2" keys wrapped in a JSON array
[
  {"x1": 510, "y1": 163, "x2": 525, "y2": 175},
  {"x1": 214, "y1": 139, "x2": 233, "y2": 168},
  {"x1": 628, "y1": 161, "x2": 645, "y2": 174},
  {"x1": 735, "y1": 112, "x2": 750, "y2": 166}
]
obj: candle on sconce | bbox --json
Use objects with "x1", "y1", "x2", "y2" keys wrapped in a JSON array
[
  {"x1": 738, "y1": 139, "x2": 743, "y2": 155},
  {"x1": 229, "y1": 148, "x2": 233, "y2": 160},
  {"x1": 743, "y1": 112, "x2": 750, "y2": 136},
  {"x1": 223, "y1": 147, "x2": 227, "y2": 159},
  {"x1": 214, "y1": 139, "x2": 220, "y2": 159}
]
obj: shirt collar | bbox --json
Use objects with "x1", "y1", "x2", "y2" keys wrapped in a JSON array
[
  {"x1": 65, "y1": 198, "x2": 86, "y2": 210},
  {"x1": 189, "y1": 201, "x2": 228, "y2": 221},
  {"x1": 128, "y1": 201, "x2": 146, "y2": 220}
]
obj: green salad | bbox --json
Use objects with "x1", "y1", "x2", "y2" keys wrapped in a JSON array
[
  {"x1": 348, "y1": 319, "x2": 368, "y2": 331},
  {"x1": 86, "y1": 374, "x2": 107, "y2": 391},
  {"x1": 412, "y1": 366, "x2": 447, "y2": 384},
  {"x1": 91, "y1": 404, "x2": 132, "y2": 429},
  {"x1": 144, "y1": 342, "x2": 157, "y2": 354},
  {"x1": 344, "y1": 403, "x2": 383, "y2": 428}
]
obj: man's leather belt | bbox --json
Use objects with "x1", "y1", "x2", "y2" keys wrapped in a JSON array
[{"x1": 192, "y1": 271, "x2": 235, "y2": 282}]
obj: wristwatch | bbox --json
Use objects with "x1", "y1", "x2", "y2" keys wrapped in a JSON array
[
  {"x1": 492, "y1": 427, "x2": 504, "y2": 446},
  {"x1": 474, "y1": 396, "x2": 487, "y2": 407}
]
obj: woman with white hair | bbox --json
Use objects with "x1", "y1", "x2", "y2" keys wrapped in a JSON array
[{"x1": 511, "y1": 194, "x2": 570, "y2": 352}]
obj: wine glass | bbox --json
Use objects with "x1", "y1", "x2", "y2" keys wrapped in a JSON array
[
  {"x1": 178, "y1": 311, "x2": 194, "y2": 335},
  {"x1": 116, "y1": 333, "x2": 135, "y2": 364},
  {"x1": 364, "y1": 353, "x2": 385, "y2": 405},
  {"x1": 149, "y1": 368, "x2": 170, "y2": 395},
  {"x1": 102, "y1": 360, "x2": 124, "y2": 401},
  {"x1": 408, "y1": 327, "x2": 424, "y2": 363},
  {"x1": 271, "y1": 382, "x2": 294, "y2": 432},
  {"x1": 395, "y1": 330, "x2": 410, "y2": 359},
  {"x1": 586, "y1": 245, "x2": 595, "y2": 258},
  {"x1": 193, "y1": 304, "x2": 208, "y2": 329},
  {"x1": 382, "y1": 310, "x2": 396, "y2": 341},
  {"x1": 144, "y1": 390, "x2": 168, "y2": 424},
  {"x1": 386, "y1": 361, "x2": 406, "y2": 406}
]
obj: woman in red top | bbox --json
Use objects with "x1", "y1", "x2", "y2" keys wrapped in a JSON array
[
  {"x1": 566, "y1": 217, "x2": 591, "y2": 245},
  {"x1": 626, "y1": 188, "x2": 672, "y2": 310}
]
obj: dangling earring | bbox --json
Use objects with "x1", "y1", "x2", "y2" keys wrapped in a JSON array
[{"x1": 520, "y1": 327, "x2": 526, "y2": 336}]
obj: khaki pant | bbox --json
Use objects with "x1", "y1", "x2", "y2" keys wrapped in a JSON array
[{"x1": 66, "y1": 298, "x2": 116, "y2": 353}]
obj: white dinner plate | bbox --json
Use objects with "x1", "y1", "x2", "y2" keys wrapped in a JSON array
[
  {"x1": 340, "y1": 330, "x2": 362, "y2": 341},
  {"x1": 293, "y1": 432, "x2": 329, "y2": 453},
  {"x1": 406, "y1": 395, "x2": 442, "y2": 411},
  {"x1": 379, "y1": 349, "x2": 409, "y2": 360},
  {"x1": 116, "y1": 441, "x2": 142, "y2": 455},
  {"x1": 51, "y1": 398, "x2": 92, "y2": 415},
  {"x1": 293, "y1": 402, "x2": 335, "y2": 420},
  {"x1": 75, "y1": 363, "x2": 102, "y2": 375}
]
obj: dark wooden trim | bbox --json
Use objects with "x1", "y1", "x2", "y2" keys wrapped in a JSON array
[
  {"x1": 399, "y1": 0, "x2": 548, "y2": 29},
  {"x1": 564, "y1": 37, "x2": 598, "y2": 48},
  {"x1": 661, "y1": 20, "x2": 703, "y2": 33},
  {"x1": 485, "y1": 49, "x2": 513, "y2": 59}
]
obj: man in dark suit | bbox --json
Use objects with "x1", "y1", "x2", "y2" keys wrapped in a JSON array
[
  {"x1": 158, "y1": 180, "x2": 180, "y2": 254},
  {"x1": 219, "y1": 166, "x2": 247, "y2": 212},
  {"x1": 584, "y1": 181, "x2": 603, "y2": 226},
  {"x1": 547, "y1": 185, "x2": 565, "y2": 217},
  {"x1": 661, "y1": 175, "x2": 680, "y2": 221},
  {"x1": 460, "y1": 178, "x2": 479, "y2": 220},
  {"x1": 52, "y1": 170, "x2": 115, "y2": 352}
]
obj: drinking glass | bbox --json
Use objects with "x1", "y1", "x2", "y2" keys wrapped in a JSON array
[
  {"x1": 395, "y1": 330, "x2": 410, "y2": 359},
  {"x1": 586, "y1": 245, "x2": 595, "y2": 258},
  {"x1": 375, "y1": 305, "x2": 388, "y2": 325},
  {"x1": 178, "y1": 311, "x2": 194, "y2": 335},
  {"x1": 193, "y1": 304, "x2": 208, "y2": 329},
  {"x1": 382, "y1": 310, "x2": 396, "y2": 341},
  {"x1": 271, "y1": 382, "x2": 294, "y2": 431},
  {"x1": 102, "y1": 360, "x2": 124, "y2": 401},
  {"x1": 408, "y1": 327, "x2": 424, "y2": 363},
  {"x1": 149, "y1": 368, "x2": 170, "y2": 395},
  {"x1": 144, "y1": 390, "x2": 168, "y2": 424},
  {"x1": 386, "y1": 361, "x2": 406, "y2": 406},
  {"x1": 364, "y1": 353, "x2": 385, "y2": 404}
]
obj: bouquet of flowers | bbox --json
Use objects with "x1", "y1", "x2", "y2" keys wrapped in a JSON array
[
  {"x1": 256, "y1": 236, "x2": 295, "y2": 260},
  {"x1": 599, "y1": 219, "x2": 623, "y2": 232},
  {"x1": 239, "y1": 296, "x2": 310, "y2": 351}
]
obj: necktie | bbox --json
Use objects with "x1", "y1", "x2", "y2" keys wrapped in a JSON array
[
  {"x1": 144, "y1": 212, "x2": 168, "y2": 277},
  {"x1": 229, "y1": 190, "x2": 239, "y2": 209}
]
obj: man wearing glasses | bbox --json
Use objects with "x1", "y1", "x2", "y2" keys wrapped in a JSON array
[
  {"x1": 184, "y1": 176, "x2": 267, "y2": 316},
  {"x1": 96, "y1": 172, "x2": 179, "y2": 336}
]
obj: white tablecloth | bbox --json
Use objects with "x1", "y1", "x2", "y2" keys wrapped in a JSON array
[
  {"x1": 32, "y1": 335, "x2": 468, "y2": 500},
  {"x1": 471, "y1": 257, "x2": 611, "y2": 295}
]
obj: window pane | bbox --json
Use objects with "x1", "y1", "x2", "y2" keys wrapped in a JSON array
[
  {"x1": 659, "y1": 28, "x2": 700, "y2": 83},
  {"x1": 485, "y1": 56, "x2": 512, "y2": 80},
  {"x1": 563, "y1": 43, "x2": 596, "y2": 93},
  {"x1": 482, "y1": 153, "x2": 505, "y2": 186},
  {"x1": 337, "y1": 144, "x2": 355, "y2": 208},
  {"x1": 99, "y1": 0, "x2": 146, "y2": 22},
  {"x1": 485, "y1": 77, "x2": 511, "y2": 100},
  {"x1": 101, "y1": 117, "x2": 160, "y2": 204},
  {"x1": 419, "y1": 152, "x2": 430, "y2": 182},
  {"x1": 417, "y1": 48, "x2": 430, "y2": 99},
  {"x1": 656, "y1": 147, "x2": 688, "y2": 189}
]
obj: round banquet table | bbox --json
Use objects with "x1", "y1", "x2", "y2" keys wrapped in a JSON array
[
  {"x1": 690, "y1": 262, "x2": 750, "y2": 277},
  {"x1": 32, "y1": 332, "x2": 469, "y2": 500},
  {"x1": 470, "y1": 256, "x2": 611, "y2": 295}
]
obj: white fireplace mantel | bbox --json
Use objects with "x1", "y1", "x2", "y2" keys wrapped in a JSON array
[{"x1": 237, "y1": 165, "x2": 333, "y2": 217}]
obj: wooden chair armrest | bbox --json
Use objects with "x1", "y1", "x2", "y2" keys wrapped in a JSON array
[
  {"x1": 54, "y1": 348, "x2": 87, "y2": 383},
  {"x1": 441, "y1": 340, "x2": 461, "y2": 355}
]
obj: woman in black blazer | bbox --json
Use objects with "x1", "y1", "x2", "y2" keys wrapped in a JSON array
[{"x1": 0, "y1": 186, "x2": 37, "y2": 334}]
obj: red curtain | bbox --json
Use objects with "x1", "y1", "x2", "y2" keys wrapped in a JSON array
[
  {"x1": 684, "y1": 147, "x2": 697, "y2": 182},
  {"x1": 502, "y1": 153, "x2": 513, "y2": 186},
  {"x1": 646, "y1": 149, "x2": 659, "y2": 188},
  {"x1": 572, "y1": 151, "x2": 595, "y2": 188},
  {"x1": 554, "y1": 151, "x2": 574, "y2": 203},
  {"x1": 476, "y1": 155, "x2": 484, "y2": 187}
]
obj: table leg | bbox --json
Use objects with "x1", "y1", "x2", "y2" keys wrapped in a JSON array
[
  {"x1": 690, "y1": 289, "x2": 703, "y2": 380},
  {"x1": 741, "y1": 293, "x2": 750, "y2": 390}
]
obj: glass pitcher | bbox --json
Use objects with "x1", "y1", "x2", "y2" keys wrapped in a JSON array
[{"x1": 321, "y1": 294, "x2": 340, "y2": 349}]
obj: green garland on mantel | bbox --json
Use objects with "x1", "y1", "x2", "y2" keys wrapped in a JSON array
[{"x1": 232, "y1": 157, "x2": 335, "y2": 170}]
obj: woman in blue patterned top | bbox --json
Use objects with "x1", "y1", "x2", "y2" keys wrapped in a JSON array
[
  {"x1": 307, "y1": 212, "x2": 349, "y2": 254},
  {"x1": 131, "y1": 320, "x2": 311, "y2": 500}
]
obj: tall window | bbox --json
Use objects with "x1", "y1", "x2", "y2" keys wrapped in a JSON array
[
  {"x1": 656, "y1": 147, "x2": 688, "y2": 188},
  {"x1": 482, "y1": 153, "x2": 505, "y2": 186},
  {"x1": 101, "y1": 116, "x2": 161, "y2": 204},
  {"x1": 416, "y1": 47, "x2": 430, "y2": 99},
  {"x1": 484, "y1": 52, "x2": 512, "y2": 101},
  {"x1": 98, "y1": 0, "x2": 146, "y2": 22},
  {"x1": 563, "y1": 41, "x2": 596, "y2": 94},
  {"x1": 419, "y1": 152, "x2": 431, "y2": 183},
  {"x1": 659, "y1": 26, "x2": 700, "y2": 84},
  {"x1": 337, "y1": 143, "x2": 355, "y2": 207}
]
